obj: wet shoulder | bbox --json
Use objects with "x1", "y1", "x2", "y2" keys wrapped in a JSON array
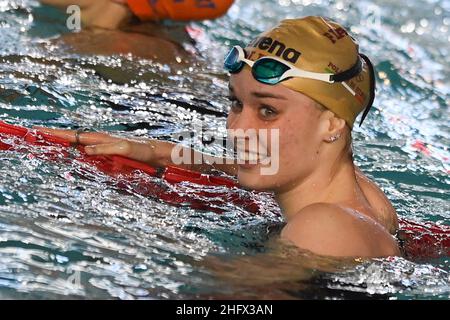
[{"x1": 281, "y1": 203, "x2": 400, "y2": 258}]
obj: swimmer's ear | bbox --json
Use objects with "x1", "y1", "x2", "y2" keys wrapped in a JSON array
[{"x1": 318, "y1": 110, "x2": 346, "y2": 142}]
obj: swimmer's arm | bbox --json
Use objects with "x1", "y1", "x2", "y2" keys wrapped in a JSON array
[
  {"x1": 34, "y1": 127, "x2": 238, "y2": 176},
  {"x1": 78, "y1": 137, "x2": 238, "y2": 175},
  {"x1": 39, "y1": 0, "x2": 132, "y2": 29},
  {"x1": 280, "y1": 203, "x2": 400, "y2": 258}
]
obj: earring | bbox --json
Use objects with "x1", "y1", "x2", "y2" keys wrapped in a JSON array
[{"x1": 328, "y1": 133, "x2": 341, "y2": 143}]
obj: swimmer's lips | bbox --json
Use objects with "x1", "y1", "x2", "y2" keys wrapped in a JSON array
[{"x1": 234, "y1": 148, "x2": 271, "y2": 167}]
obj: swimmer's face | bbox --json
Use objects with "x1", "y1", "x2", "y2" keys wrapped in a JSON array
[{"x1": 227, "y1": 68, "x2": 325, "y2": 192}]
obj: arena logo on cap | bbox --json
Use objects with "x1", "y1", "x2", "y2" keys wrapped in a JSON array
[{"x1": 248, "y1": 37, "x2": 301, "y2": 64}]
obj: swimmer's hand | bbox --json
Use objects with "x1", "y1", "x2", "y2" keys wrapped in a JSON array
[
  {"x1": 39, "y1": 0, "x2": 132, "y2": 29},
  {"x1": 33, "y1": 127, "x2": 173, "y2": 168}
]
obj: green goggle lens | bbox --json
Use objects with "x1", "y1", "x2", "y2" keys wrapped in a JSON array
[
  {"x1": 252, "y1": 59, "x2": 291, "y2": 85},
  {"x1": 224, "y1": 47, "x2": 291, "y2": 85}
]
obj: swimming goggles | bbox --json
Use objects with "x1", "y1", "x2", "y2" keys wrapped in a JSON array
[{"x1": 224, "y1": 45, "x2": 375, "y2": 126}]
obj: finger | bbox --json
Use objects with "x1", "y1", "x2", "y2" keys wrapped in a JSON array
[
  {"x1": 33, "y1": 126, "x2": 121, "y2": 145},
  {"x1": 85, "y1": 141, "x2": 154, "y2": 163},
  {"x1": 85, "y1": 142, "x2": 128, "y2": 156},
  {"x1": 33, "y1": 127, "x2": 77, "y2": 142},
  {"x1": 77, "y1": 132, "x2": 122, "y2": 146}
]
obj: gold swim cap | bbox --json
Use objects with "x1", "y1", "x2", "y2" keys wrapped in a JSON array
[{"x1": 244, "y1": 16, "x2": 375, "y2": 128}]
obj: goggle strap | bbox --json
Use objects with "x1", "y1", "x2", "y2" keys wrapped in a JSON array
[
  {"x1": 358, "y1": 53, "x2": 376, "y2": 127},
  {"x1": 331, "y1": 56, "x2": 363, "y2": 82}
]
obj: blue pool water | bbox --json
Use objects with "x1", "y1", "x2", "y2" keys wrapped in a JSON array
[{"x1": 0, "y1": 0, "x2": 449, "y2": 299}]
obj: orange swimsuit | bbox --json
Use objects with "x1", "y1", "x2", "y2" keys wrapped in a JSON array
[{"x1": 126, "y1": 0, "x2": 234, "y2": 21}]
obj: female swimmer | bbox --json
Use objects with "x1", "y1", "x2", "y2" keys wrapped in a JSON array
[{"x1": 38, "y1": 16, "x2": 401, "y2": 258}]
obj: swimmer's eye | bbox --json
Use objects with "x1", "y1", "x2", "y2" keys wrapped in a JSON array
[
  {"x1": 259, "y1": 105, "x2": 278, "y2": 119},
  {"x1": 229, "y1": 96, "x2": 243, "y2": 113}
]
